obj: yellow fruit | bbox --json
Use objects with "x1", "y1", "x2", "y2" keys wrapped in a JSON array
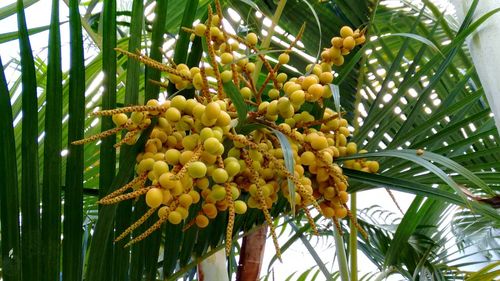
[
  {"x1": 112, "y1": 113, "x2": 128, "y2": 126},
  {"x1": 308, "y1": 84, "x2": 324, "y2": 101},
  {"x1": 194, "y1": 23, "x2": 207, "y2": 36},
  {"x1": 188, "y1": 161, "x2": 207, "y2": 178},
  {"x1": 189, "y1": 190, "x2": 201, "y2": 204},
  {"x1": 158, "y1": 173, "x2": 181, "y2": 190},
  {"x1": 321, "y1": 205, "x2": 335, "y2": 218},
  {"x1": 179, "y1": 193, "x2": 193, "y2": 208},
  {"x1": 168, "y1": 211, "x2": 183, "y2": 224},
  {"x1": 195, "y1": 214, "x2": 209, "y2": 228},
  {"x1": 310, "y1": 135, "x2": 328, "y2": 150},
  {"x1": 158, "y1": 206, "x2": 169, "y2": 218},
  {"x1": 234, "y1": 200, "x2": 247, "y2": 214},
  {"x1": 301, "y1": 75, "x2": 318, "y2": 90},
  {"x1": 338, "y1": 191, "x2": 349, "y2": 203},
  {"x1": 278, "y1": 53, "x2": 290, "y2": 64},
  {"x1": 212, "y1": 168, "x2": 229, "y2": 183},
  {"x1": 340, "y1": 26, "x2": 354, "y2": 38},
  {"x1": 205, "y1": 102, "x2": 221, "y2": 120},
  {"x1": 225, "y1": 160, "x2": 240, "y2": 177},
  {"x1": 203, "y1": 137, "x2": 221, "y2": 155},
  {"x1": 165, "y1": 107, "x2": 181, "y2": 122},
  {"x1": 331, "y1": 37, "x2": 343, "y2": 48},
  {"x1": 165, "y1": 149, "x2": 181, "y2": 165},
  {"x1": 145, "y1": 188, "x2": 163, "y2": 208},
  {"x1": 240, "y1": 87, "x2": 252, "y2": 99},
  {"x1": 367, "y1": 161, "x2": 379, "y2": 173},
  {"x1": 220, "y1": 52, "x2": 233, "y2": 65},
  {"x1": 153, "y1": 161, "x2": 169, "y2": 177},
  {"x1": 346, "y1": 142, "x2": 357, "y2": 155},
  {"x1": 332, "y1": 55, "x2": 344, "y2": 66},
  {"x1": 246, "y1": 32, "x2": 258, "y2": 45},
  {"x1": 300, "y1": 151, "x2": 316, "y2": 165},
  {"x1": 202, "y1": 203, "x2": 218, "y2": 219},
  {"x1": 334, "y1": 206, "x2": 347, "y2": 219},
  {"x1": 221, "y1": 70, "x2": 232, "y2": 83},
  {"x1": 355, "y1": 35, "x2": 366, "y2": 45},
  {"x1": 210, "y1": 185, "x2": 227, "y2": 201},
  {"x1": 137, "y1": 158, "x2": 155, "y2": 174},
  {"x1": 319, "y1": 72, "x2": 334, "y2": 84},
  {"x1": 343, "y1": 36, "x2": 355, "y2": 50},
  {"x1": 268, "y1": 89, "x2": 280, "y2": 100}
]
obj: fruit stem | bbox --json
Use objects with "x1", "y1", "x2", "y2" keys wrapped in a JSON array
[
  {"x1": 333, "y1": 224, "x2": 350, "y2": 281},
  {"x1": 349, "y1": 193, "x2": 358, "y2": 281},
  {"x1": 251, "y1": 0, "x2": 287, "y2": 83}
]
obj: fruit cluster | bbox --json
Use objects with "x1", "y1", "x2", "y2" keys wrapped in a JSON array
[{"x1": 75, "y1": 1, "x2": 375, "y2": 257}]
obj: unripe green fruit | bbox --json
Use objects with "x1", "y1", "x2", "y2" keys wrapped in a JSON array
[
  {"x1": 221, "y1": 70, "x2": 232, "y2": 83},
  {"x1": 212, "y1": 168, "x2": 229, "y2": 183},
  {"x1": 210, "y1": 185, "x2": 226, "y2": 201},
  {"x1": 165, "y1": 149, "x2": 181, "y2": 165},
  {"x1": 188, "y1": 161, "x2": 207, "y2": 178},
  {"x1": 200, "y1": 127, "x2": 214, "y2": 141},
  {"x1": 145, "y1": 188, "x2": 163, "y2": 208},
  {"x1": 240, "y1": 87, "x2": 252, "y2": 99},
  {"x1": 203, "y1": 137, "x2": 221, "y2": 154},
  {"x1": 230, "y1": 185, "x2": 240, "y2": 200},
  {"x1": 225, "y1": 161, "x2": 241, "y2": 177}
]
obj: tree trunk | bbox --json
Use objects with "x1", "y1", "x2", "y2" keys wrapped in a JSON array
[
  {"x1": 450, "y1": 0, "x2": 500, "y2": 136},
  {"x1": 236, "y1": 225, "x2": 268, "y2": 281}
]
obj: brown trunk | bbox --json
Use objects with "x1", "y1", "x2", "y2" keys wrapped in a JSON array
[{"x1": 236, "y1": 225, "x2": 268, "y2": 281}]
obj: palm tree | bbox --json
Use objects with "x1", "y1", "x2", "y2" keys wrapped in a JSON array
[{"x1": 0, "y1": 0, "x2": 498, "y2": 280}]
